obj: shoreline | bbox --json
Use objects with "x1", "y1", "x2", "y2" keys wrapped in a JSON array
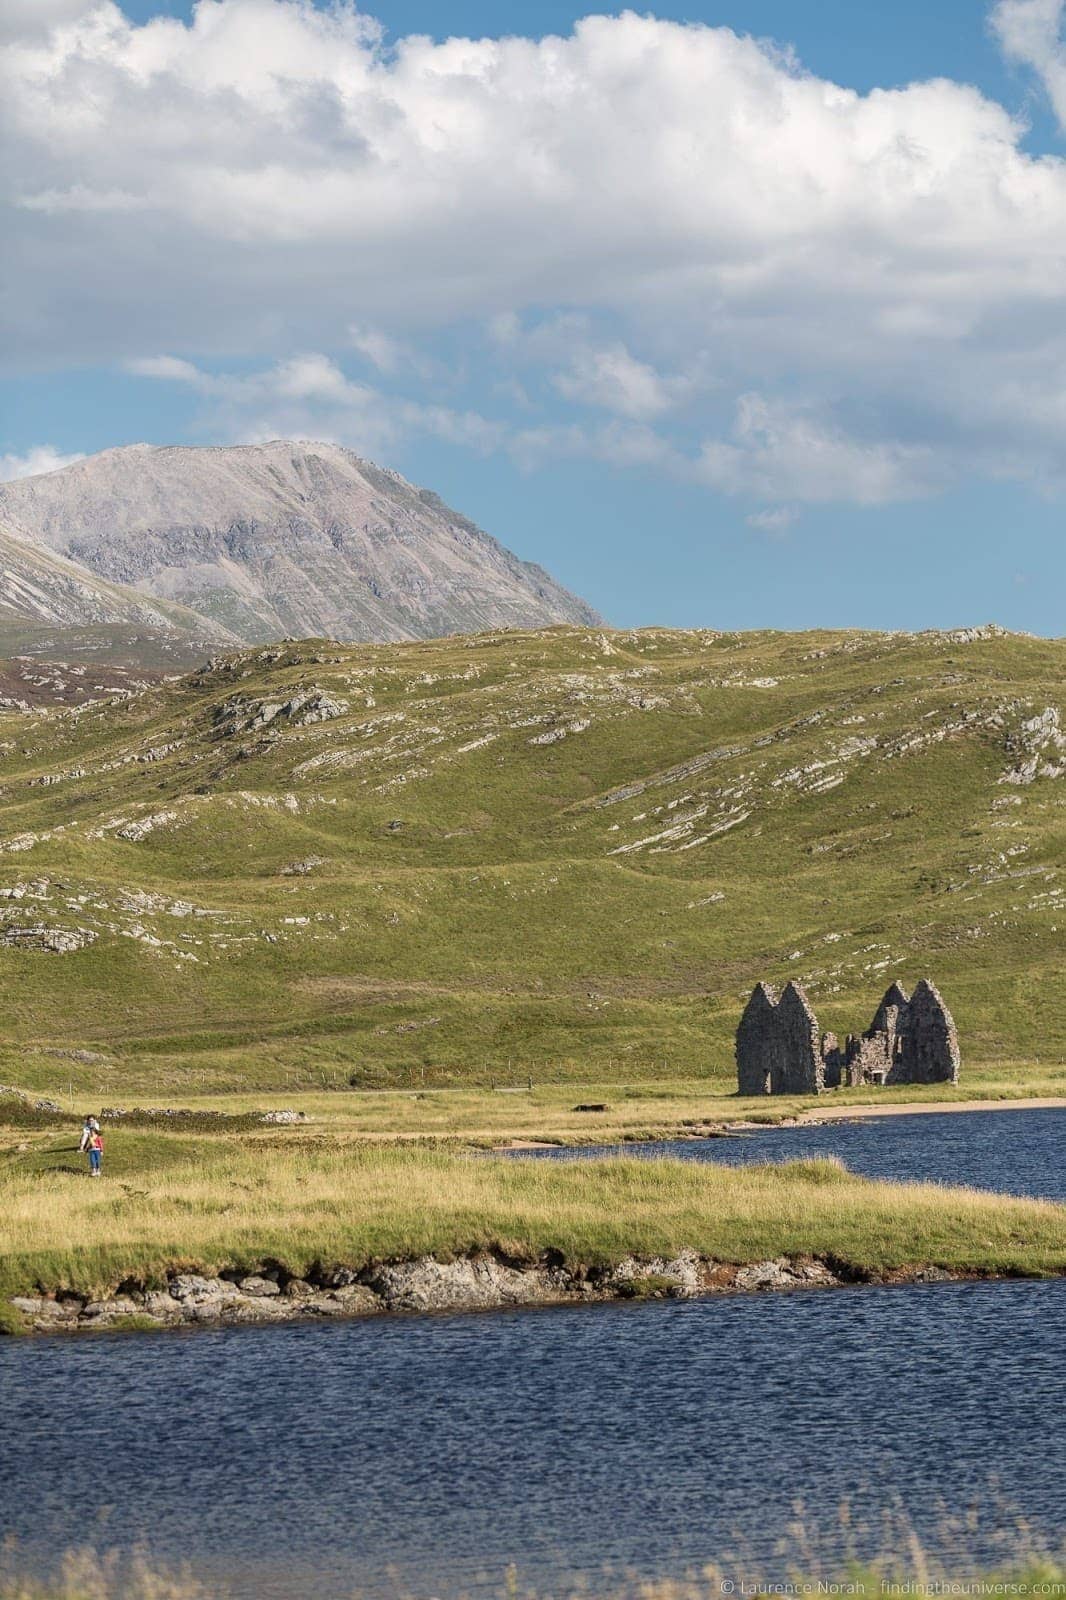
[
  {"x1": 800, "y1": 1095, "x2": 1066, "y2": 1123},
  {"x1": 489, "y1": 1095, "x2": 1066, "y2": 1150},
  {"x1": 8, "y1": 1250, "x2": 1061, "y2": 1338}
]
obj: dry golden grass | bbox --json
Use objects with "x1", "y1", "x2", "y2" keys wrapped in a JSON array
[
  {"x1": 1, "y1": 1138, "x2": 1063, "y2": 1304},
  {"x1": 38, "y1": 1065, "x2": 1066, "y2": 1148},
  {"x1": 1, "y1": 1527, "x2": 1063, "y2": 1600}
]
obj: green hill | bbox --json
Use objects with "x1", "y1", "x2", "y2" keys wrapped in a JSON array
[{"x1": 0, "y1": 624, "x2": 1061, "y2": 1096}]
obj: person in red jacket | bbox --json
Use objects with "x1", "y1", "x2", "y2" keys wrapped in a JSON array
[{"x1": 88, "y1": 1126, "x2": 103, "y2": 1178}]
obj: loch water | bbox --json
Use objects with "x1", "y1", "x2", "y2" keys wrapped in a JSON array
[
  {"x1": 1, "y1": 1109, "x2": 1063, "y2": 1598},
  {"x1": 515, "y1": 1106, "x2": 1066, "y2": 1201}
]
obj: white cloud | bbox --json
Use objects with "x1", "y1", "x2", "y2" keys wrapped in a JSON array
[
  {"x1": 0, "y1": 1, "x2": 97, "y2": 43},
  {"x1": 126, "y1": 355, "x2": 202, "y2": 383},
  {"x1": 746, "y1": 506, "x2": 799, "y2": 535},
  {"x1": 133, "y1": 351, "x2": 504, "y2": 458},
  {"x1": 0, "y1": 445, "x2": 86, "y2": 480},
  {"x1": 553, "y1": 343, "x2": 675, "y2": 419},
  {"x1": 7, "y1": 2, "x2": 1066, "y2": 508},
  {"x1": 991, "y1": 1, "x2": 1066, "y2": 124},
  {"x1": 348, "y1": 324, "x2": 405, "y2": 374},
  {"x1": 697, "y1": 395, "x2": 941, "y2": 506}
]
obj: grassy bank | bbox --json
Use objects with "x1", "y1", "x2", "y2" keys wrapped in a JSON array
[{"x1": 2, "y1": 1129, "x2": 1064, "y2": 1311}]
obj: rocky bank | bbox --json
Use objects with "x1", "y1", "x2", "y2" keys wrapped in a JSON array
[{"x1": 7, "y1": 1250, "x2": 995, "y2": 1335}]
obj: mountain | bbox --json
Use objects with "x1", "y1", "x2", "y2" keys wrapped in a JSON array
[
  {"x1": 0, "y1": 442, "x2": 601, "y2": 644},
  {"x1": 0, "y1": 513, "x2": 229, "y2": 641},
  {"x1": 0, "y1": 624, "x2": 1060, "y2": 1095}
]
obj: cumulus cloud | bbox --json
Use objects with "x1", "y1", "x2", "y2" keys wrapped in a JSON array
[
  {"x1": 991, "y1": 0, "x2": 1066, "y2": 123},
  {"x1": 6, "y1": 1, "x2": 1066, "y2": 509},
  {"x1": 553, "y1": 343, "x2": 676, "y2": 420},
  {"x1": 132, "y1": 351, "x2": 504, "y2": 458},
  {"x1": 348, "y1": 325, "x2": 406, "y2": 375},
  {"x1": 0, "y1": 445, "x2": 86, "y2": 480},
  {"x1": 0, "y1": 1, "x2": 97, "y2": 43},
  {"x1": 697, "y1": 395, "x2": 941, "y2": 506}
]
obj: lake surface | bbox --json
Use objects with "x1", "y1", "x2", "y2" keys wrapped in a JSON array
[
  {"x1": 515, "y1": 1107, "x2": 1066, "y2": 1201},
  {"x1": 1, "y1": 1278, "x2": 1063, "y2": 1598}
]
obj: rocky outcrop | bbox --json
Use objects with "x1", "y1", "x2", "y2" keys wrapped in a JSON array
[
  {"x1": 8, "y1": 1250, "x2": 1009, "y2": 1336},
  {"x1": 213, "y1": 687, "x2": 349, "y2": 738},
  {"x1": 1, "y1": 924, "x2": 96, "y2": 953},
  {"x1": 114, "y1": 811, "x2": 178, "y2": 843},
  {"x1": 0, "y1": 1084, "x2": 62, "y2": 1111},
  {"x1": 738, "y1": 979, "x2": 960, "y2": 1094},
  {"x1": 1000, "y1": 707, "x2": 1065, "y2": 785}
]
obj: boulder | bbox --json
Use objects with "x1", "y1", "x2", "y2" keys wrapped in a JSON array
[
  {"x1": 237, "y1": 1275, "x2": 281, "y2": 1297},
  {"x1": 282, "y1": 1278, "x2": 315, "y2": 1298},
  {"x1": 371, "y1": 1255, "x2": 557, "y2": 1313},
  {"x1": 169, "y1": 1274, "x2": 239, "y2": 1307}
]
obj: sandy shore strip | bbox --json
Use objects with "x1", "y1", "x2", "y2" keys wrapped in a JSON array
[
  {"x1": 481, "y1": 1096, "x2": 1066, "y2": 1150},
  {"x1": 801, "y1": 1096, "x2": 1066, "y2": 1122}
]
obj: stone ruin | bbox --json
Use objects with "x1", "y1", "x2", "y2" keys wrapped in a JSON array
[{"x1": 736, "y1": 978, "x2": 960, "y2": 1095}]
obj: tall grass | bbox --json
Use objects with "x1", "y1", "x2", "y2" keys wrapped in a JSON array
[
  {"x1": 1, "y1": 1515, "x2": 1063, "y2": 1599},
  {"x1": 1, "y1": 1143, "x2": 1063, "y2": 1302}
]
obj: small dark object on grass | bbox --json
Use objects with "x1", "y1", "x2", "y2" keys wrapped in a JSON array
[{"x1": 572, "y1": 1103, "x2": 610, "y2": 1113}]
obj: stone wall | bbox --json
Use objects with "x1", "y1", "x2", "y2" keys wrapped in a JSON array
[
  {"x1": 735, "y1": 980, "x2": 823, "y2": 1095},
  {"x1": 736, "y1": 982, "x2": 778, "y2": 1095},
  {"x1": 885, "y1": 978, "x2": 961, "y2": 1085}
]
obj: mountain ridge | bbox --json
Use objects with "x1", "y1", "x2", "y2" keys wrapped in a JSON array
[{"x1": 0, "y1": 441, "x2": 601, "y2": 645}]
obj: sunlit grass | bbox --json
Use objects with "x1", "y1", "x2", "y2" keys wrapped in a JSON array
[
  {"x1": 1, "y1": 1135, "x2": 1063, "y2": 1305},
  {"x1": 12, "y1": 1068, "x2": 1066, "y2": 1151},
  {"x1": 0, "y1": 626, "x2": 1061, "y2": 1092}
]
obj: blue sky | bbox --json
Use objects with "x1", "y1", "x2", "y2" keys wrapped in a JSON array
[{"x1": 3, "y1": 0, "x2": 1066, "y2": 633}]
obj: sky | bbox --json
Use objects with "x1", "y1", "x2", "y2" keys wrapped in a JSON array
[{"x1": 2, "y1": 0, "x2": 1066, "y2": 634}]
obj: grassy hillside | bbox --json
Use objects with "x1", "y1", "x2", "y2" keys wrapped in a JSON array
[{"x1": 0, "y1": 623, "x2": 1061, "y2": 1095}]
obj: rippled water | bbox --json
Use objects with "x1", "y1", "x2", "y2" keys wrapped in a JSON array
[
  {"x1": 515, "y1": 1107, "x2": 1066, "y2": 1201},
  {"x1": 1, "y1": 1279, "x2": 1063, "y2": 1598}
]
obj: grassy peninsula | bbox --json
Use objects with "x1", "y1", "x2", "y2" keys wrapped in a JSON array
[{"x1": 2, "y1": 1120, "x2": 1064, "y2": 1326}]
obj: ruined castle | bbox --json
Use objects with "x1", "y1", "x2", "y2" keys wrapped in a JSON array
[{"x1": 736, "y1": 979, "x2": 960, "y2": 1096}]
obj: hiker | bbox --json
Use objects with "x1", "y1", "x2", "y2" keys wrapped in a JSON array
[{"x1": 87, "y1": 1121, "x2": 103, "y2": 1178}]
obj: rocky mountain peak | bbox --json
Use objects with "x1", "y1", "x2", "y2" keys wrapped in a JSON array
[{"x1": 0, "y1": 442, "x2": 601, "y2": 645}]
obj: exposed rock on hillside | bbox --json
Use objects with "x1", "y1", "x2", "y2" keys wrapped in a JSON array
[
  {"x1": 0, "y1": 517, "x2": 223, "y2": 640},
  {"x1": 1001, "y1": 707, "x2": 1065, "y2": 785},
  {"x1": 8, "y1": 1248, "x2": 1031, "y2": 1336},
  {"x1": 2, "y1": 925, "x2": 96, "y2": 952},
  {"x1": 214, "y1": 687, "x2": 349, "y2": 738},
  {"x1": 0, "y1": 625, "x2": 1059, "y2": 1077},
  {"x1": 0, "y1": 442, "x2": 600, "y2": 644}
]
